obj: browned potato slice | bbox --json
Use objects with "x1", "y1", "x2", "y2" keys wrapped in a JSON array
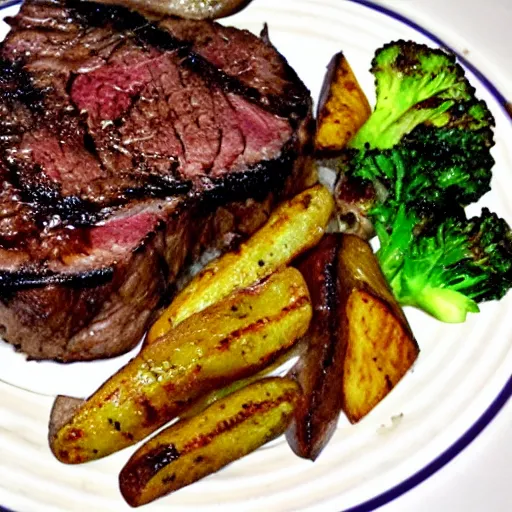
[
  {"x1": 49, "y1": 267, "x2": 311, "y2": 464},
  {"x1": 286, "y1": 234, "x2": 344, "y2": 461},
  {"x1": 96, "y1": 0, "x2": 253, "y2": 20},
  {"x1": 336, "y1": 234, "x2": 411, "y2": 328},
  {"x1": 287, "y1": 234, "x2": 418, "y2": 458},
  {"x1": 147, "y1": 185, "x2": 333, "y2": 343},
  {"x1": 315, "y1": 52, "x2": 371, "y2": 154},
  {"x1": 337, "y1": 235, "x2": 419, "y2": 423},
  {"x1": 119, "y1": 377, "x2": 300, "y2": 507},
  {"x1": 342, "y1": 288, "x2": 418, "y2": 423},
  {"x1": 179, "y1": 342, "x2": 305, "y2": 420}
]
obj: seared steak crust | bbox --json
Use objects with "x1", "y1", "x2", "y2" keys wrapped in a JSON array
[{"x1": 0, "y1": 0, "x2": 314, "y2": 361}]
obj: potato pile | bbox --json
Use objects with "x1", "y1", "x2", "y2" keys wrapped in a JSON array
[{"x1": 48, "y1": 53, "x2": 419, "y2": 507}]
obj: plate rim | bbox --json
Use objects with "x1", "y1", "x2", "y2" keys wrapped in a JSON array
[
  {"x1": 345, "y1": 2, "x2": 512, "y2": 510},
  {"x1": 0, "y1": 1, "x2": 510, "y2": 511},
  {"x1": 0, "y1": 0, "x2": 19, "y2": 10},
  {"x1": 350, "y1": 0, "x2": 511, "y2": 118}
]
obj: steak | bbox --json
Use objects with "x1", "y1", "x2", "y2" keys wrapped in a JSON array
[{"x1": 0, "y1": 0, "x2": 314, "y2": 361}]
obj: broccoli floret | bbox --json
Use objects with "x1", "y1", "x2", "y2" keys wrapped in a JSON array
[
  {"x1": 346, "y1": 122, "x2": 494, "y2": 213},
  {"x1": 380, "y1": 207, "x2": 512, "y2": 323},
  {"x1": 346, "y1": 127, "x2": 511, "y2": 322},
  {"x1": 334, "y1": 40, "x2": 511, "y2": 322},
  {"x1": 349, "y1": 40, "x2": 490, "y2": 150},
  {"x1": 339, "y1": 41, "x2": 495, "y2": 225}
]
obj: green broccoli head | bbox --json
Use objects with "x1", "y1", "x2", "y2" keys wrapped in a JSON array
[
  {"x1": 337, "y1": 121, "x2": 494, "y2": 228},
  {"x1": 380, "y1": 207, "x2": 512, "y2": 323},
  {"x1": 349, "y1": 40, "x2": 494, "y2": 150},
  {"x1": 463, "y1": 208, "x2": 512, "y2": 301},
  {"x1": 334, "y1": 39, "x2": 509, "y2": 323},
  {"x1": 430, "y1": 98, "x2": 495, "y2": 131}
]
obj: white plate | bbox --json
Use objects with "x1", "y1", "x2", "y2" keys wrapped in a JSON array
[{"x1": 0, "y1": 0, "x2": 511, "y2": 510}]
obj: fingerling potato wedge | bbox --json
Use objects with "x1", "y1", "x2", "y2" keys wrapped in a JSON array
[
  {"x1": 179, "y1": 342, "x2": 305, "y2": 420},
  {"x1": 287, "y1": 234, "x2": 418, "y2": 458},
  {"x1": 49, "y1": 267, "x2": 311, "y2": 464},
  {"x1": 342, "y1": 288, "x2": 418, "y2": 423},
  {"x1": 286, "y1": 234, "x2": 344, "y2": 460},
  {"x1": 315, "y1": 52, "x2": 371, "y2": 154},
  {"x1": 147, "y1": 185, "x2": 333, "y2": 343},
  {"x1": 119, "y1": 377, "x2": 300, "y2": 507}
]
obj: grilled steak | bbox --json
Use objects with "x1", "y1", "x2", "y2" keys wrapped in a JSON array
[{"x1": 0, "y1": 0, "x2": 314, "y2": 361}]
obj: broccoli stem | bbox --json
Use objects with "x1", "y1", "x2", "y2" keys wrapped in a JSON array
[
  {"x1": 375, "y1": 205, "x2": 416, "y2": 282},
  {"x1": 349, "y1": 100, "x2": 455, "y2": 150},
  {"x1": 392, "y1": 284, "x2": 480, "y2": 323}
]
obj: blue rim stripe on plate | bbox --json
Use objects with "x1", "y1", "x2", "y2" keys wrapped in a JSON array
[
  {"x1": 0, "y1": 0, "x2": 20, "y2": 10},
  {"x1": 344, "y1": 376, "x2": 512, "y2": 511},
  {"x1": 344, "y1": 3, "x2": 512, "y2": 511},
  {"x1": 349, "y1": 0, "x2": 511, "y2": 119},
  {"x1": 0, "y1": 1, "x2": 510, "y2": 512}
]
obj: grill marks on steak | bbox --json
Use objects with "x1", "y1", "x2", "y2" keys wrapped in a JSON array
[
  {"x1": 1, "y1": 2, "x2": 296, "y2": 212},
  {"x1": 0, "y1": 163, "x2": 38, "y2": 246},
  {"x1": 69, "y1": 45, "x2": 292, "y2": 179},
  {"x1": 159, "y1": 18, "x2": 309, "y2": 120},
  {"x1": 0, "y1": 0, "x2": 313, "y2": 360}
]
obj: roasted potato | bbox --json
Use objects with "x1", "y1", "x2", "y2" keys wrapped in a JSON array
[
  {"x1": 179, "y1": 341, "x2": 306, "y2": 420},
  {"x1": 315, "y1": 52, "x2": 371, "y2": 154},
  {"x1": 119, "y1": 377, "x2": 300, "y2": 507},
  {"x1": 286, "y1": 235, "x2": 345, "y2": 460},
  {"x1": 147, "y1": 185, "x2": 334, "y2": 343},
  {"x1": 49, "y1": 268, "x2": 311, "y2": 464},
  {"x1": 337, "y1": 235, "x2": 419, "y2": 423},
  {"x1": 286, "y1": 234, "x2": 418, "y2": 458},
  {"x1": 342, "y1": 288, "x2": 418, "y2": 422},
  {"x1": 96, "y1": 0, "x2": 253, "y2": 20}
]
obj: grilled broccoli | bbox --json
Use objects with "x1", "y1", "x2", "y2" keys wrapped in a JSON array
[
  {"x1": 344, "y1": 121, "x2": 495, "y2": 222},
  {"x1": 349, "y1": 40, "x2": 494, "y2": 150},
  {"x1": 335, "y1": 40, "x2": 512, "y2": 322},
  {"x1": 380, "y1": 207, "x2": 512, "y2": 323}
]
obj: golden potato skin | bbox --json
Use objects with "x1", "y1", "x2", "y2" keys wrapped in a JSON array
[
  {"x1": 49, "y1": 268, "x2": 311, "y2": 464},
  {"x1": 287, "y1": 234, "x2": 418, "y2": 457},
  {"x1": 148, "y1": 185, "x2": 333, "y2": 343},
  {"x1": 336, "y1": 235, "x2": 419, "y2": 423},
  {"x1": 179, "y1": 344, "x2": 304, "y2": 420},
  {"x1": 336, "y1": 234, "x2": 411, "y2": 327},
  {"x1": 119, "y1": 377, "x2": 300, "y2": 507},
  {"x1": 342, "y1": 289, "x2": 418, "y2": 423},
  {"x1": 315, "y1": 52, "x2": 371, "y2": 154}
]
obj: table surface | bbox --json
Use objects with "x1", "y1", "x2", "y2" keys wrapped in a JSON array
[{"x1": 373, "y1": 4, "x2": 511, "y2": 511}]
